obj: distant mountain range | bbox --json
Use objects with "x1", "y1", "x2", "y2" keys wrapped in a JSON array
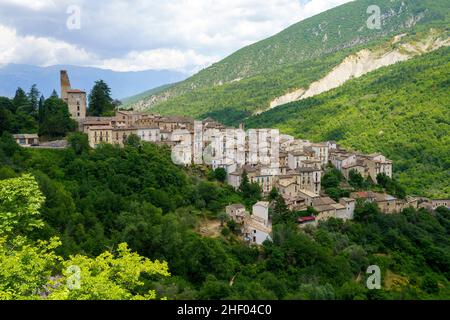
[{"x1": 0, "y1": 64, "x2": 188, "y2": 100}]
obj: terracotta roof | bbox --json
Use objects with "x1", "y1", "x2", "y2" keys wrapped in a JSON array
[
  {"x1": 313, "y1": 197, "x2": 337, "y2": 206},
  {"x1": 298, "y1": 216, "x2": 316, "y2": 223},
  {"x1": 67, "y1": 89, "x2": 85, "y2": 93}
]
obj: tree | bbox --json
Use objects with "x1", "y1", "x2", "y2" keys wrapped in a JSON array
[
  {"x1": 349, "y1": 170, "x2": 365, "y2": 189},
  {"x1": 269, "y1": 187, "x2": 279, "y2": 201},
  {"x1": 12, "y1": 88, "x2": 29, "y2": 112},
  {"x1": 0, "y1": 174, "x2": 45, "y2": 237},
  {"x1": 38, "y1": 95, "x2": 45, "y2": 124},
  {"x1": 354, "y1": 200, "x2": 380, "y2": 222},
  {"x1": 218, "y1": 211, "x2": 228, "y2": 227},
  {"x1": 0, "y1": 105, "x2": 12, "y2": 135},
  {"x1": 48, "y1": 243, "x2": 170, "y2": 300},
  {"x1": 238, "y1": 170, "x2": 261, "y2": 205},
  {"x1": 376, "y1": 173, "x2": 406, "y2": 199},
  {"x1": 238, "y1": 170, "x2": 250, "y2": 194},
  {"x1": 124, "y1": 134, "x2": 142, "y2": 148},
  {"x1": 0, "y1": 237, "x2": 171, "y2": 300},
  {"x1": 322, "y1": 169, "x2": 341, "y2": 189},
  {"x1": 27, "y1": 84, "x2": 40, "y2": 118},
  {"x1": 39, "y1": 95, "x2": 77, "y2": 139},
  {"x1": 68, "y1": 132, "x2": 90, "y2": 155},
  {"x1": 272, "y1": 195, "x2": 290, "y2": 224},
  {"x1": 88, "y1": 80, "x2": 114, "y2": 116},
  {"x1": 213, "y1": 168, "x2": 227, "y2": 183}
]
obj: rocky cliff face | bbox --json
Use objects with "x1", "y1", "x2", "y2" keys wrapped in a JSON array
[{"x1": 268, "y1": 34, "x2": 450, "y2": 110}]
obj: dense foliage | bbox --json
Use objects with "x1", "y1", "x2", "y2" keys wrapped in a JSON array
[
  {"x1": 1, "y1": 134, "x2": 448, "y2": 300},
  {"x1": 0, "y1": 87, "x2": 76, "y2": 139},
  {"x1": 246, "y1": 47, "x2": 450, "y2": 198},
  {"x1": 0, "y1": 174, "x2": 170, "y2": 300}
]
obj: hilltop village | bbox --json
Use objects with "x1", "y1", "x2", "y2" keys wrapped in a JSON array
[{"x1": 13, "y1": 71, "x2": 449, "y2": 245}]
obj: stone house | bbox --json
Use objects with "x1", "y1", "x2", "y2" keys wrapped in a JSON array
[
  {"x1": 351, "y1": 191, "x2": 399, "y2": 214},
  {"x1": 295, "y1": 167, "x2": 321, "y2": 195},
  {"x1": 312, "y1": 197, "x2": 338, "y2": 221},
  {"x1": 13, "y1": 134, "x2": 39, "y2": 146},
  {"x1": 337, "y1": 198, "x2": 356, "y2": 220},
  {"x1": 226, "y1": 204, "x2": 248, "y2": 224}
]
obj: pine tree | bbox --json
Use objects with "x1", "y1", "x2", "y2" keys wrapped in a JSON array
[
  {"x1": 38, "y1": 95, "x2": 45, "y2": 124},
  {"x1": 12, "y1": 88, "x2": 30, "y2": 113},
  {"x1": 27, "y1": 84, "x2": 40, "y2": 118},
  {"x1": 88, "y1": 80, "x2": 114, "y2": 116}
]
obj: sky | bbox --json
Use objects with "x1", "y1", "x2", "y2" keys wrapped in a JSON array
[{"x1": 0, "y1": 0, "x2": 352, "y2": 74}]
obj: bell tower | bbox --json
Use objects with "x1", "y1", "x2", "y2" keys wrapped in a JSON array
[{"x1": 59, "y1": 70, "x2": 87, "y2": 121}]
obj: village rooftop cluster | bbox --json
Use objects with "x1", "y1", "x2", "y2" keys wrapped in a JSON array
[{"x1": 12, "y1": 71, "x2": 450, "y2": 245}]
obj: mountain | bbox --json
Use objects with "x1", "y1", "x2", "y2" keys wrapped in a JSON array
[
  {"x1": 0, "y1": 64, "x2": 187, "y2": 100},
  {"x1": 121, "y1": 83, "x2": 178, "y2": 106},
  {"x1": 245, "y1": 47, "x2": 450, "y2": 198},
  {"x1": 127, "y1": 0, "x2": 449, "y2": 124}
]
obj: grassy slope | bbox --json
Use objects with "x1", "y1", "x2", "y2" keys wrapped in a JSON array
[
  {"x1": 245, "y1": 47, "x2": 450, "y2": 198},
  {"x1": 121, "y1": 83, "x2": 177, "y2": 106}
]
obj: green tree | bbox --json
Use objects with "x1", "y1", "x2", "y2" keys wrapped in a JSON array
[
  {"x1": 272, "y1": 195, "x2": 290, "y2": 224},
  {"x1": 27, "y1": 84, "x2": 40, "y2": 118},
  {"x1": 38, "y1": 95, "x2": 45, "y2": 124},
  {"x1": 0, "y1": 174, "x2": 45, "y2": 237},
  {"x1": 48, "y1": 243, "x2": 170, "y2": 300},
  {"x1": 124, "y1": 134, "x2": 142, "y2": 148},
  {"x1": 0, "y1": 105, "x2": 12, "y2": 135},
  {"x1": 349, "y1": 170, "x2": 365, "y2": 190},
  {"x1": 68, "y1": 132, "x2": 90, "y2": 155},
  {"x1": 88, "y1": 80, "x2": 114, "y2": 116},
  {"x1": 12, "y1": 88, "x2": 29, "y2": 112},
  {"x1": 213, "y1": 168, "x2": 227, "y2": 183},
  {"x1": 39, "y1": 95, "x2": 77, "y2": 139},
  {"x1": 354, "y1": 200, "x2": 380, "y2": 222},
  {"x1": 269, "y1": 187, "x2": 279, "y2": 201}
]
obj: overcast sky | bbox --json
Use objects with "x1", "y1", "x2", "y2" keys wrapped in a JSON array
[{"x1": 0, "y1": 0, "x2": 352, "y2": 73}]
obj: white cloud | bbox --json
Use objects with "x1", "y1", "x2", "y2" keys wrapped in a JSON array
[
  {"x1": 0, "y1": 24, "x2": 94, "y2": 66},
  {"x1": 0, "y1": 0, "x2": 354, "y2": 72},
  {"x1": 100, "y1": 49, "x2": 220, "y2": 73},
  {"x1": 1, "y1": 0, "x2": 56, "y2": 11},
  {"x1": 0, "y1": 24, "x2": 218, "y2": 72}
]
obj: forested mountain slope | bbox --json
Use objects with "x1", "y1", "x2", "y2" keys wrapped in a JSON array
[
  {"x1": 246, "y1": 47, "x2": 450, "y2": 198},
  {"x1": 126, "y1": 0, "x2": 449, "y2": 124}
]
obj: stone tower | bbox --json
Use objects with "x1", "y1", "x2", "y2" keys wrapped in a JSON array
[{"x1": 60, "y1": 70, "x2": 87, "y2": 121}]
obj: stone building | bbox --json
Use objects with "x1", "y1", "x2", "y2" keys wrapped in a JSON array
[{"x1": 60, "y1": 70, "x2": 86, "y2": 121}]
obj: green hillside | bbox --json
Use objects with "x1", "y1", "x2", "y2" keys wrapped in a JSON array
[
  {"x1": 245, "y1": 47, "x2": 450, "y2": 198},
  {"x1": 128, "y1": 0, "x2": 449, "y2": 123},
  {"x1": 121, "y1": 83, "x2": 177, "y2": 106}
]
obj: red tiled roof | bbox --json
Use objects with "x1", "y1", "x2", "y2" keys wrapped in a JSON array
[
  {"x1": 67, "y1": 89, "x2": 85, "y2": 93},
  {"x1": 298, "y1": 216, "x2": 316, "y2": 223}
]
